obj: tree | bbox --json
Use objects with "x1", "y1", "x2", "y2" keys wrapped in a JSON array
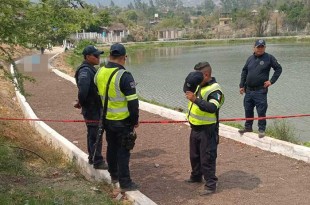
[
  {"x1": 253, "y1": 6, "x2": 271, "y2": 36},
  {"x1": 280, "y1": 1, "x2": 309, "y2": 30}
]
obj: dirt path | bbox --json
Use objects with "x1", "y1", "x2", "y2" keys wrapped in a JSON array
[{"x1": 20, "y1": 51, "x2": 310, "y2": 205}]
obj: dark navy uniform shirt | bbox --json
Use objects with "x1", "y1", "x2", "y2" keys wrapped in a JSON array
[
  {"x1": 75, "y1": 61, "x2": 102, "y2": 121},
  {"x1": 239, "y1": 52, "x2": 282, "y2": 88}
]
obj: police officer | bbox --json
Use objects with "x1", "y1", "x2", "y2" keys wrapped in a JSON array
[
  {"x1": 184, "y1": 62, "x2": 224, "y2": 196},
  {"x1": 74, "y1": 45, "x2": 108, "y2": 169},
  {"x1": 94, "y1": 43, "x2": 139, "y2": 192},
  {"x1": 239, "y1": 39, "x2": 282, "y2": 138}
]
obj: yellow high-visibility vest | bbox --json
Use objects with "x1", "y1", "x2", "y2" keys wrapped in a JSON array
[
  {"x1": 187, "y1": 83, "x2": 224, "y2": 125},
  {"x1": 95, "y1": 66, "x2": 137, "y2": 120}
]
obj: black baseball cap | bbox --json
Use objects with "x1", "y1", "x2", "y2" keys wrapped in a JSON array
[
  {"x1": 110, "y1": 43, "x2": 126, "y2": 56},
  {"x1": 255, "y1": 39, "x2": 266, "y2": 47},
  {"x1": 183, "y1": 71, "x2": 204, "y2": 93},
  {"x1": 82, "y1": 45, "x2": 104, "y2": 56}
]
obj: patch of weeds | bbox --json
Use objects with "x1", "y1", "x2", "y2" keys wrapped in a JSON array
[
  {"x1": 265, "y1": 120, "x2": 299, "y2": 144},
  {"x1": 303, "y1": 142, "x2": 310, "y2": 148},
  {"x1": 0, "y1": 137, "x2": 27, "y2": 175},
  {"x1": 222, "y1": 122, "x2": 243, "y2": 129}
]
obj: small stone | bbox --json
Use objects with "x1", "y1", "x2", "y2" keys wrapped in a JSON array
[
  {"x1": 115, "y1": 193, "x2": 123, "y2": 201},
  {"x1": 73, "y1": 141, "x2": 78, "y2": 144},
  {"x1": 154, "y1": 163, "x2": 160, "y2": 168}
]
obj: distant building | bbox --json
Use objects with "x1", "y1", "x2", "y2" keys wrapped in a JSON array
[
  {"x1": 100, "y1": 23, "x2": 129, "y2": 42},
  {"x1": 219, "y1": 12, "x2": 232, "y2": 26},
  {"x1": 158, "y1": 28, "x2": 184, "y2": 41}
]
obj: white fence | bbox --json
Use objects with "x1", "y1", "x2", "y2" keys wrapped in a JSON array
[{"x1": 70, "y1": 31, "x2": 125, "y2": 43}]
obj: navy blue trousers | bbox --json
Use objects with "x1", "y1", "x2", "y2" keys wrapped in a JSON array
[
  {"x1": 243, "y1": 88, "x2": 268, "y2": 132},
  {"x1": 105, "y1": 121, "x2": 132, "y2": 188},
  {"x1": 86, "y1": 125, "x2": 104, "y2": 165}
]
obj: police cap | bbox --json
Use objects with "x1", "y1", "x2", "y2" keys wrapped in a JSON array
[
  {"x1": 82, "y1": 45, "x2": 104, "y2": 56},
  {"x1": 110, "y1": 43, "x2": 126, "y2": 56},
  {"x1": 254, "y1": 39, "x2": 266, "y2": 47},
  {"x1": 183, "y1": 71, "x2": 204, "y2": 93}
]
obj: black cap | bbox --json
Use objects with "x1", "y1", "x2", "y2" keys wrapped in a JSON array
[
  {"x1": 254, "y1": 39, "x2": 266, "y2": 47},
  {"x1": 82, "y1": 45, "x2": 104, "y2": 56},
  {"x1": 110, "y1": 43, "x2": 126, "y2": 56},
  {"x1": 183, "y1": 71, "x2": 204, "y2": 93}
]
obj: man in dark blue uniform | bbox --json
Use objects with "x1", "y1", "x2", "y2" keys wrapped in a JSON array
[
  {"x1": 239, "y1": 39, "x2": 282, "y2": 138},
  {"x1": 74, "y1": 45, "x2": 108, "y2": 169},
  {"x1": 95, "y1": 43, "x2": 139, "y2": 192}
]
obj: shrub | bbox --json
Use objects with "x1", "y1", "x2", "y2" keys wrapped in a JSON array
[
  {"x1": 74, "y1": 40, "x2": 95, "y2": 55},
  {"x1": 266, "y1": 120, "x2": 299, "y2": 144}
]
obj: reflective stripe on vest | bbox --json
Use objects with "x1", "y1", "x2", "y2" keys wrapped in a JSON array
[
  {"x1": 187, "y1": 83, "x2": 224, "y2": 125},
  {"x1": 95, "y1": 67, "x2": 130, "y2": 120}
]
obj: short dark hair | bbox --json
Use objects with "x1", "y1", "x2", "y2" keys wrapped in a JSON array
[{"x1": 194, "y1": 62, "x2": 211, "y2": 71}]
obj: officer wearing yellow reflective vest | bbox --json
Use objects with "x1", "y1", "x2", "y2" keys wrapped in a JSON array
[
  {"x1": 94, "y1": 43, "x2": 140, "y2": 192},
  {"x1": 184, "y1": 62, "x2": 224, "y2": 196}
]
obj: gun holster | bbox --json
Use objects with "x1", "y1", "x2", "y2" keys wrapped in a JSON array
[{"x1": 121, "y1": 131, "x2": 137, "y2": 150}]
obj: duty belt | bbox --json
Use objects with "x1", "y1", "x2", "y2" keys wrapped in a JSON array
[{"x1": 247, "y1": 86, "x2": 264, "y2": 91}]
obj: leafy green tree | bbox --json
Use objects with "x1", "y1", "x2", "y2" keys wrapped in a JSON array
[
  {"x1": 231, "y1": 9, "x2": 252, "y2": 30},
  {"x1": 280, "y1": 1, "x2": 309, "y2": 30},
  {"x1": 155, "y1": 17, "x2": 185, "y2": 29},
  {"x1": 24, "y1": 0, "x2": 91, "y2": 49},
  {"x1": 87, "y1": 10, "x2": 111, "y2": 32}
]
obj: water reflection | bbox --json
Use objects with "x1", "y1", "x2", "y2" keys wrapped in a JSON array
[
  {"x1": 128, "y1": 47, "x2": 184, "y2": 65},
  {"x1": 127, "y1": 44, "x2": 310, "y2": 142}
]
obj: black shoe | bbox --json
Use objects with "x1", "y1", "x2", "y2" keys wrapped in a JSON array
[
  {"x1": 111, "y1": 177, "x2": 119, "y2": 183},
  {"x1": 120, "y1": 182, "x2": 140, "y2": 192},
  {"x1": 93, "y1": 162, "x2": 108, "y2": 170},
  {"x1": 258, "y1": 130, "x2": 265, "y2": 138},
  {"x1": 88, "y1": 159, "x2": 93, "y2": 165},
  {"x1": 185, "y1": 178, "x2": 203, "y2": 183},
  {"x1": 238, "y1": 128, "x2": 253, "y2": 134},
  {"x1": 200, "y1": 189, "x2": 216, "y2": 196}
]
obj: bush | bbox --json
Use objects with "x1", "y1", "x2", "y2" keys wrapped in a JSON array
[
  {"x1": 74, "y1": 40, "x2": 95, "y2": 55},
  {"x1": 266, "y1": 120, "x2": 299, "y2": 144}
]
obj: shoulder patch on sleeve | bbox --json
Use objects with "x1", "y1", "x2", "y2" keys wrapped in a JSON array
[
  {"x1": 129, "y1": 81, "x2": 136, "y2": 89},
  {"x1": 216, "y1": 93, "x2": 222, "y2": 101},
  {"x1": 78, "y1": 71, "x2": 88, "y2": 79}
]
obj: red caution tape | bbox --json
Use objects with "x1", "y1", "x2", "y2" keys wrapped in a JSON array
[{"x1": 0, "y1": 114, "x2": 310, "y2": 124}]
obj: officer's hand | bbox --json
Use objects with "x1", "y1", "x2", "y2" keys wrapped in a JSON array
[
  {"x1": 73, "y1": 100, "x2": 81, "y2": 109},
  {"x1": 239, "y1": 88, "x2": 245, "y2": 95},
  {"x1": 264, "y1": 81, "x2": 272, "y2": 88},
  {"x1": 134, "y1": 123, "x2": 139, "y2": 129},
  {"x1": 185, "y1": 91, "x2": 196, "y2": 102}
]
